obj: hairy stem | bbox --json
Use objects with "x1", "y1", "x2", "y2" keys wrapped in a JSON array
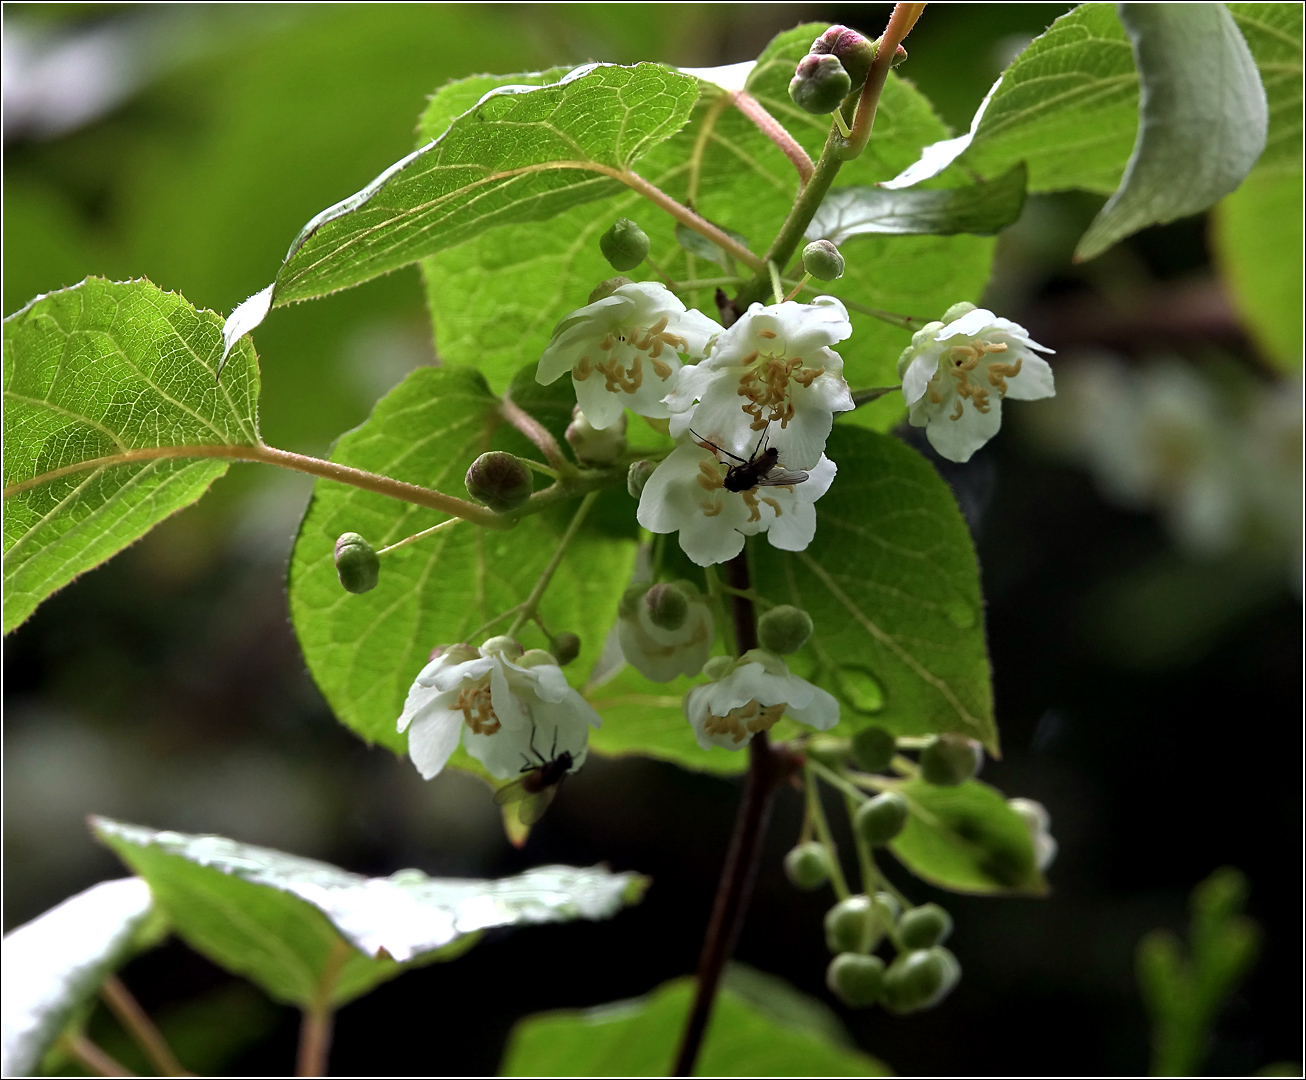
[
  {"x1": 100, "y1": 976, "x2": 192, "y2": 1077},
  {"x1": 507, "y1": 491, "x2": 599, "y2": 637},
  {"x1": 731, "y1": 91, "x2": 815, "y2": 186},
  {"x1": 673, "y1": 550, "x2": 794, "y2": 1077},
  {"x1": 845, "y1": 4, "x2": 928, "y2": 158},
  {"x1": 375, "y1": 516, "x2": 463, "y2": 557},
  {"x1": 501, "y1": 394, "x2": 574, "y2": 477}
]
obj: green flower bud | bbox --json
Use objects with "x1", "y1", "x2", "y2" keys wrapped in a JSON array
[
  {"x1": 811, "y1": 25, "x2": 876, "y2": 89},
  {"x1": 599, "y1": 218, "x2": 650, "y2": 272},
  {"x1": 850, "y1": 726, "x2": 896, "y2": 773},
  {"x1": 627, "y1": 459, "x2": 657, "y2": 498},
  {"x1": 517, "y1": 648, "x2": 558, "y2": 669},
  {"x1": 825, "y1": 895, "x2": 878, "y2": 955},
  {"x1": 788, "y1": 54, "x2": 852, "y2": 115},
  {"x1": 804, "y1": 735, "x2": 850, "y2": 769},
  {"x1": 589, "y1": 275, "x2": 634, "y2": 304},
  {"x1": 898, "y1": 903, "x2": 953, "y2": 949},
  {"x1": 430, "y1": 642, "x2": 478, "y2": 665},
  {"x1": 757, "y1": 605, "x2": 814, "y2": 654},
  {"x1": 854, "y1": 792, "x2": 909, "y2": 847},
  {"x1": 566, "y1": 406, "x2": 626, "y2": 465},
  {"x1": 826, "y1": 953, "x2": 885, "y2": 1008},
  {"x1": 801, "y1": 240, "x2": 845, "y2": 282},
  {"x1": 549, "y1": 632, "x2": 581, "y2": 666},
  {"x1": 871, "y1": 891, "x2": 901, "y2": 930},
  {"x1": 334, "y1": 532, "x2": 379, "y2": 594},
  {"x1": 919, "y1": 734, "x2": 982, "y2": 786},
  {"x1": 702, "y1": 655, "x2": 735, "y2": 681},
  {"x1": 882, "y1": 948, "x2": 960, "y2": 1014},
  {"x1": 644, "y1": 583, "x2": 690, "y2": 631},
  {"x1": 480, "y1": 635, "x2": 524, "y2": 661},
  {"x1": 784, "y1": 842, "x2": 832, "y2": 890},
  {"x1": 465, "y1": 451, "x2": 532, "y2": 513},
  {"x1": 941, "y1": 300, "x2": 977, "y2": 324}
]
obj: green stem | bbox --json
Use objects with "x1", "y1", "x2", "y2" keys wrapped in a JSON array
[
  {"x1": 507, "y1": 491, "x2": 599, "y2": 637},
  {"x1": 767, "y1": 261, "x2": 785, "y2": 304},
  {"x1": 850, "y1": 385, "x2": 903, "y2": 408},
  {"x1": 808, "y1": 757, "x2": 870, "y2": 803},
  {"x1": 844, "y1": 791, "x2": 878, "y2": 896},
  {"x1": 783, "y1": 273, "x2": 812, "y2": 302},
  {"x1": 375, "y1": 516, "x2": 462, "y2": 557},
  {"x1": 786, "y1": 280, "x2": 925, "y2": 329},
  {"x1": 669, "y1": 276, "x2": 745, "y2": 293},
  {"x1": 805, "y1": 764, "x2": 851, "y2": 900}
]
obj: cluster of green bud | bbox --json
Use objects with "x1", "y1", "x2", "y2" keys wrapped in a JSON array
[
  {"x1": 757, "y1": 605, "x2": 813, "y2": 654},
  {"x1": 810, "y1": 24, "x2": 877, "y2": 88},
  {"x1": 802, "y1": 240, "x2": 845, "y2": 282},
  {"x1": 783, "y1": 842, "x2": 832, "y2": 891},
  {"x1": 850, "y1": 725, "x2": 896, "y2": 772},
  {"x1": 789, "y1": 24, "x2": 876, "y2": 115},
  {"x1": 466, "y1": 451, "x2": 533, "y2": 513},
  {"x1": 854, "y1": 792, "x2": 909, "y2": 847},
  {"x1": 920, "y1": 733, "x2": 983, "y2": 786},
  {"x1": 566, "y1": 405, "x2": 626, "y2": 465},
  {"x1": 599, "y1": 218, "x2": 650, "y2": 272},
  {"x1": 334, "y1": 532, "x2": 379, "y2": 594}
]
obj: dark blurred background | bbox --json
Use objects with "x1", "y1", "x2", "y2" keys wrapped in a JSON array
[{"x1": 3, "y1": 4, "x2": 1300, "y2": 1076}]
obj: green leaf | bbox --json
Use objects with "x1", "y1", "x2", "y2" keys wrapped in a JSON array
[
  {"x1": 287, "y1": 365, "x2": 636, "y2": 780},
  {"x1": 888, "y1": 779, "x2": 1046, "y2": 895},
  {"x1": 807, "y1": 164, "x2": 1028, "y2": 241},
  {"x1": 1074, "y1": 4, "x2": 1269, "y2": 261},
  {"x1": 753, "y1": 426, "x2": 996, "y2": 753},
  {"x1": 93, "y1": 817, "x2": 649, "y2": 1010},
  {"x1": 421, "y1": 24, "x2": 994, "y2": 431},
  {"x1": 1213, "y1": 158, "x2": 1303, "y2": 373},
  {"x1": 1227, "y1": 3, "x2": 1303, "y2": 173},
  {"x1": 3, "y1": 278, "x2": 261, "y2": 634},
  {"x1": 222, "y1": 63, "x2": 701, "y2": 352},
  {"x1": 1, "y1": 877, "x2": 166, "y2": 1077},
  {"x1": 501, "y1": 965, "x2": 890, "y2": 1076}
]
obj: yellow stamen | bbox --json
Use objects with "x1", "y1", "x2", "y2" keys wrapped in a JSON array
[
  {"x1": 704, "y1": 699, "x2": 787, "y2": 744},
  {"x1": 456, "y1": 684, "x2": 499, "y2": 735}
]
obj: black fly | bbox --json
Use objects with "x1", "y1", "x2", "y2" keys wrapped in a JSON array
[
  {"x1": 691, "y1": 426, "x2": 809, "y2": 493},
  {"x1": 493, "y1": 723, "x2": 574, "y2": 827}
]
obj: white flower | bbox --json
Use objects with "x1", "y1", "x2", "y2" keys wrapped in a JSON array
[
  {"x1": 899, "y1": 302, "x2": 1055, "y2": 463},
  {"x1": 396, "y1": 640, "x2": 600, "y2": 781},
  {"x1": 636, "y1": 438, "x2": 837, "y2": 567},
  {"x1": 1008, "y1": 797, "x2": 1057, "y2": 872},
  {"x1": 536, "y1": 282, "x2": 721, "y2": 430},
  {"x1": 617, "y1": 582, "x2": 715, "y2": 682},
  {"x1": 667, "y1": 296, "x2": 854, "y2": 470},
  {"x1": 685, "y1": 650, "x2": 839, "y2": 750}
]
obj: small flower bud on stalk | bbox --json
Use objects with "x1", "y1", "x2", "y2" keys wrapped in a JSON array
[
  {"x1": 802, "y1": 240, "x2": 845, "y2": 282},
  {"x1": 599, "y1": 218, "x2": 650, "y2": 271},
  {"x1": 566, "y1": 406, "x2": 627, "y2": 465},
  {"x1": 811, "y1": 25, "x2": 877, "y2": 88},
  {"x1": 643, "y1": 582, "x2": 690, "y2": 631},
  {"x1": 850, "y1": 726, "x2": 896, "y2": 773},
  {"x1": 920, "y1": 733, "x2": 983, "y2": 786},
  {"x1": 480, "y1": 635, "x2": 525, "y2": 661},
  {"x1": 825, "y1": 894, "x2": 879, "y2": 954},
  {"x1": 826, "y1": 953, "x2": 885, "y2": 1007},
  {"x1": 627, "y1": 459, "x2": 656, "y2": 498},
  {"x1": 854, "y1": 792, "x2": 909, "y2": 846},
  {"x1": 898, "y1": 903, "x2": 953, "y2": 949},
  {"x1": 334, "y1": 532, "x2": 379, "y2": 594},
  {"x1": 465, "y1": 451, "x2": 532, "y2": 513},
  {"x1": 757, "y1": 605, "x2": 814, "y2": 654},
  {"x1": 788, "y1": 53, "x2": 852, "y2": 115},
  {"x1": 549, "y1": 632, "x2": 581, "y2": 667},
  {"x1": 882, "y1": 947, "x2": 960, "y2": 1014},
  {"x1": 784, "y1": 842, "x2": 832, "y2": 890}
]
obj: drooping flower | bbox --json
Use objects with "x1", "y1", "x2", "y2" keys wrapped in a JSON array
[
  {"x1": 898, "y1": 302, "x2": 1055, "y2": 463},
  {"x1": 636, "y1": 438, "x2": 837, "y2": 566},
  {"x1": 396, "y1": 638, "x2": 600, "y2": 781},
  {"x1": 617, "y1": 581, "x2": 715, "y2": 682},
  {"x1": 536, "y1": 281, "x2": 721, "y2": 430},
  {"x1": 667, "y1": 296, "x2": 854, "y2": 470},
  {"x1": 1008, "y1": 797, "x2": 1058, "y2": 872},
  {"x1": 685, "y1": 649, "x2": 839, "y2": 750}
]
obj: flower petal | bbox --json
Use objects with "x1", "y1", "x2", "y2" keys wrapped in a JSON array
[
  {"x1": 787, "y1": 686, "x2": 840, "y2": 731},
  {"x1": 406, "y1": 708, "x2": 464, "y2": 779}
]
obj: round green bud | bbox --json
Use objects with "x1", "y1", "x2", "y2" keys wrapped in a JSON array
[
  {"x1": 627, "y1": 459, "x2": 657, "y2": 498},
  {"x1": 871, "y1": 891, "x2": 901, "y2": 929},
  {"x1": 881, "y1": 949, "x2": 949, "y2": 1014},
  {"x1": 702, "y1": 655, "x2": 735, "y2": 681},
  {"x1": 549, "y1": 632, "x2": 581, "y2": 667},
  {"x1": 334, "y1": 532, "x2": 379, "y2": 594},
  {"x1": 850, "y1": 726, "x2": 896, "y2": 773},
  {"x1": 517, "y1": 648, "x2": 558, "y2": 669},
  {"x1": 802, "y1": 240, "x2": 845, "y2": 282},
  {"x1": 811, "y1": 25, "x2": 876, "y2": 89},
  {"x1": 898, "y1": 903, "x2": 953, "y2": 949},
  {"x1": 788, "y1": 53, "x2": 852, "y2": 115},
  {"x1": 599, "y1": 218, "x2": 650, "y2": 272},
  {"x1": 784, "y1": 842, "x2": 832, "y2": 890},
  {"x1": 920, "y1": 734, "x2": 982, "y2": 786},
  {"x1": 941, "y1": 300, "x2": 977, "y2": 324},
  {"x1": 804, "y1": 736, "x2": 850, "y2": 769},
  {"x1": 825, "y1": 895, "x2": 878, "y2": 955},
  {"x1": 480, "y1": 635, "x2": 524, "y2": 661},
  {"x1": 644, "y1": 583, "x2": 690, "y2": 631},
  {"x1": 465, "y1": 451, "x2": 532, "y2": 513},
  {"x1": 566, "y1": 407, "x2": 626, "y2": 466},
  {"x1": 854, "y1": 792, "x2": 909, "y2": 847},
  {"x1": 757, "y1": 605, "x2": 814, "y2": 654},
  {"x1": 826, "y1": 953, "x2": 885, "y2": 1008},
  {"x1": 589, "y1": 275, "x2": 634, "y2": 304}
]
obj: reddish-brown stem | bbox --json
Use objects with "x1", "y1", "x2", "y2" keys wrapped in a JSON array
[
  {"x1": 731, "y1": 92, "x2": 815, "y2": 186},
  {"x1": 672, "y1": 550, "x2": 794, "y2": 1076},
  {"x1": 501, "y1": 394, "x2": 573, "y2": 476},
  {"x1": 100, "y1": 976, "x2": 191, "y2": 1076},
  {"x1": 60, "y1": 1034, "x2": 134, "y2": 1077},
  {"x1": 844, "y1": 3, "x2": 928, "y2": 157}
]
